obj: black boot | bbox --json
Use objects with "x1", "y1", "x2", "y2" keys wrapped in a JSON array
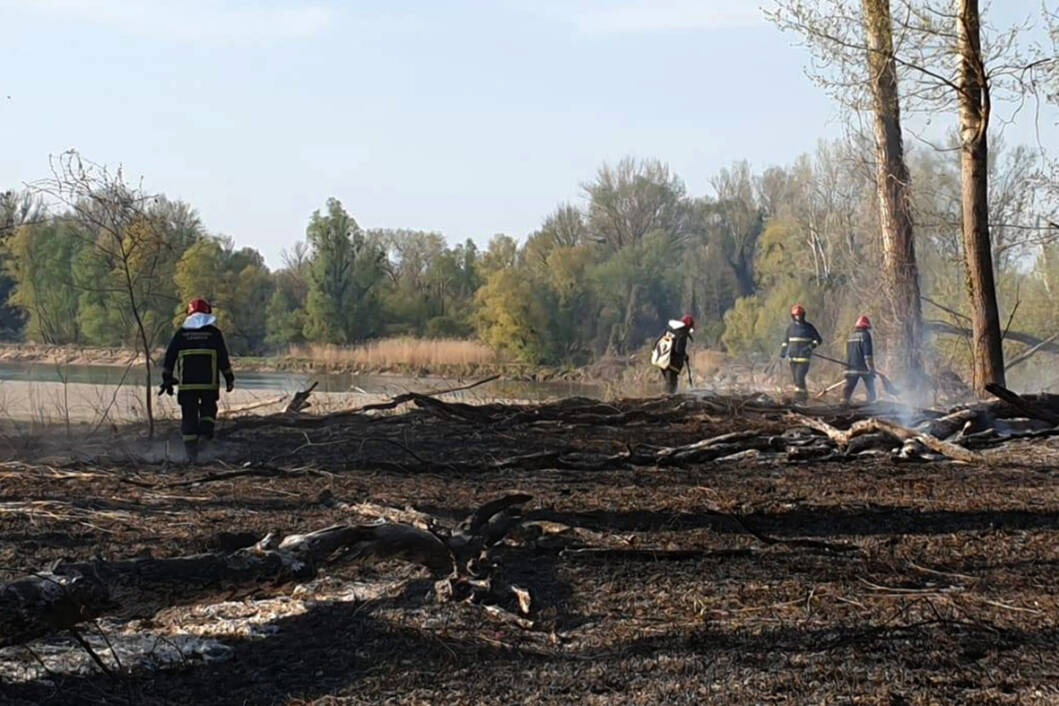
[{"x1": 184, "y1": 438, "x2": 199, "y2": 465}]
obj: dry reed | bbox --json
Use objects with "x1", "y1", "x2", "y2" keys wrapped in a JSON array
[{"x1": 288, "y1": 338, "x2": 498, "y2": 369}]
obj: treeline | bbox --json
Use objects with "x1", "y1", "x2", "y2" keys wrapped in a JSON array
[
  {"x1": 1, "y1": 144, "x2": 1057, "y2": 377},
  {"x1": 476, "y1": 143, "x2": 1059, "y2": 374}
]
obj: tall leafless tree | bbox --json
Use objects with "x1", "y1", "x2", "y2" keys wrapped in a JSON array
[
  {"x1": 862, "y1": 0, "x2": 925, "y2": 385},
  {"x1": 956, "y1": 0, "x2": 1004, "y2": 390},
  {"x1": 768, "y1": 0, "x2": 1052, "y2": 394},
  {"x1": 32, "y1": 151, "x2": 177, "y2": 437}
]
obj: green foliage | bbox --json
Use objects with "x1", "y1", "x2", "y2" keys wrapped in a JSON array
[
  {"x1": 374, "y1": 229, "x2": 478, "y2": 337},
  {"x1": 425, "y1": 315, "x2": 472, "y2": 339},
  {"x1": 174, "y1": 238, "x2": 273, "y2": 354},
  {"x1": 478, "y1": 234, "x2": 518, "y2": 279},
  {"x1": 6, "y1": 219, "x2": 84, "y2": 343},
  {"x1": 4, "y1": 140, "x2": 1053, "y2": 383},
  {"x1": 474, "y1": 267, "x2": 554, "y2": 363},
  {"x1": 303, "y1": 198, "x2": 386, "y2": 344},
  {"x1": 266, "y1": 286, "x2": 306, "y2": 348},
  {"x1": 73, "y1": 243, "x2": 126, "y2": 346},
  {"x1": 721, "y1": 295, "x2": 764, "y2": 355},
  {"x1": 589, "y1": 231, "x2": 680, "y2": 354},
  {"x1": 722, "y1": 280, "x2": 826, "y2": 356}
]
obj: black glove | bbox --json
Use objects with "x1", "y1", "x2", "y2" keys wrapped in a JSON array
[
  {"x1": 225, "y1": 374, "x2": 235, "y2": 393},
  {"x1": 160, "y1": 371, "x2": 176, "y2": 396}
]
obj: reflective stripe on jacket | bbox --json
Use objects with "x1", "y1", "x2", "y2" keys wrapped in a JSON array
[
  {"x1": 163, "y1": 324, "x2": 233, "y2": 392},
  {"x1": 780, "y1": 320, "x2": 822, "y2": 363},
  {"x1": 845, "y1": 328, "x2": 874, "y2": 375}
]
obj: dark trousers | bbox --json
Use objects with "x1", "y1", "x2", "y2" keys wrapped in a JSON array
[
  {"x1": 789, "y1": 361, "x2": 810, "y2": 401},
  {"x1": 662, "y1": 368, "x2": 680, "y2": 395},
  {"x1": 842, "y1": 373, "x2": 876, "y2": 403},
  {"x1": 178, "y1": 390, "x2": 219, "y2": 442}
]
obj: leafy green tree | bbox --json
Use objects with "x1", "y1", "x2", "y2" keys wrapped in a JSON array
[
  {"x1": 474, "y1": 266, "x2": 554, "y2": 363},
  {"x1": 303, "y1": 198, "x2": 385, "y2": 343},
  {"x1": 174, "y1": 238, "x2": 273, "y2": 354},
  {"x1": 478, "y1": 234, "x2": 518, "y2": 279},
  {"x1": 266, "y1": 244, "x2": 310, "y2": 348},
  {"x1": 226, "y1": 248, "x2": 273, "y2": 354},
  {"x1": 589, "y1": 231, "x2": 680, "y2": 354},
  {"x1": 0, "y1": 191, "x2": 41, "y2": 339},
  {"x1": 422, "y1": 239, "x2": 479, "y2": 337},
  {"x1": 6, "y1": 218, "x2": 84, "y2": 343},
  {"x1": 375, "y1": 229, "x2": 447, "y2": 335}
]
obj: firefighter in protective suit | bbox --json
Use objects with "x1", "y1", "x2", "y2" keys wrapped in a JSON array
[
  {"x1": 161, "y1": 298, "x2": 235, "y2": 463},
  {"x1": 660, "y1": 315, "x2": 694, "y2": 395},
  {"x1": 843, "y1": 315, "x2": 876, "y2": 404},
  {"x1": 653, "y1": 315, "x2": 694, "y2": 394},
  {"x1": 779, "y1": 304, "x2": 822, "y2": 403}
]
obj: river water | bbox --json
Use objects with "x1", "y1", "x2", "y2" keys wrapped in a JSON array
[{"x1": 0, "y1": 361, "x2": 603, "y2": 402}]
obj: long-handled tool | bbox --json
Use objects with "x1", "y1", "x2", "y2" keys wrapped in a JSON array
[
  {"x1": 811, "y1": 352, "x2": 901, "y2": 397},
  {"x1": 810, "y1": 351, "x2": 845, "y2": 367},
  {"x1": 815, "y1": 378, "x2": 847, "y2": 399},
  {"x1": 686, "y1": 362, "x2": 694, "y2": 389}
]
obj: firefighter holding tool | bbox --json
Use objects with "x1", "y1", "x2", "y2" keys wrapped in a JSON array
[
  {"x1": 843, "y1": 315, "x2": 876, "y2": 404},
  {"x1": 779, "y1": 304, "x2": 822, "y2": 403}
]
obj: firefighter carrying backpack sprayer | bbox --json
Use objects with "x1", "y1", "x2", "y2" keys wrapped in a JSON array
[{"x1": 652, "y1": 315, "x2": 694, "y2": 394}]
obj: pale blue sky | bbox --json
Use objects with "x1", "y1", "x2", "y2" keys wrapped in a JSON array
[{"x1": 1, "y1": 0, "x2": 1054, "y2": 267}]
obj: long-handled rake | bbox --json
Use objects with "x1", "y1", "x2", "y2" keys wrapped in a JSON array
[{"x1": 811, "y1": 352, "x2": 902, "y2": 397}]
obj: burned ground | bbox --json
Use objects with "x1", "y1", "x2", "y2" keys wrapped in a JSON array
[{"x1": 1, "y1": 394, "x2": 1058, "y2": 704}]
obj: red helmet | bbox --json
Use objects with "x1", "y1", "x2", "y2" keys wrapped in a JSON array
[
  {"x1": 681, "y1": 314, "x2": 695, "y2": 329},
  {"x1": 855, "y1": 315, "x2": 871, "y2": 329},
  {"x1": 790, "y1": 304, "x2": 806, "y2": 319},
  {"x1": 187, "y1": 297, "x2": 212, "y2": 315}
]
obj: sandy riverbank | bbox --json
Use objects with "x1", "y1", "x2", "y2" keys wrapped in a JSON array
[{"x1": 0, "y1": 379, "x2": 371, "y2": 425}]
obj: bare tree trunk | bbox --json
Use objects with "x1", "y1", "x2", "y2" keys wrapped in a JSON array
[
  {"x1": 122, "y1": 258, "x2": 156, "y2": 438},
  {"x1": 728, "y1": 251, "x2": 756, "y2": 298},
  {"x1": 958, "y1": 0, "x2": 1005, "y2": 394},
  {"x1": 143, "y1": 347, "x2": 154, "y2": 437},
  {"x1": 862, "y1": 0, "x2": 925, "y2": 387},
  {"x1": 619, "y1": 283, "x2": 642, "y2": 353}
]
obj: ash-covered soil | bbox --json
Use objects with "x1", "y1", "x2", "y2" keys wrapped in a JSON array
[{"x1": 1, "y1": 395, "x2": 1058, "y2": 705}]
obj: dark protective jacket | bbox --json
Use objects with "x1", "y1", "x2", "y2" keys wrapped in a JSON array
[
  {"x1": 163, "y1": 317, "x2": 234, "y2": 392},
  {"x1": 780, "y1": 319, "x2": 823, "y2": 363},
  {"x1": 845, "y1": 328, "x2": 874, "y2": 375},
  {"x1": 664, "y1": 321, "x2": 692, "y2": 371}
]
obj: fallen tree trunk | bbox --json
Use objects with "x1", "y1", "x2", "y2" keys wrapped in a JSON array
[
  {"x1": 220, "y1": 394, "x2": 287, "y2": 417},
  {"x1": 0, "y1": 521, "x2": 447, "y2": 649},
  {"x1": 1005, "y1": 331, "x2": 1059, "y2": 371},
  {"x1": 348, "y1": 375, "x2": 501, "y2": 416},
  {"x1": 789, "y1": 413, "x2": 984, "y2": 464},
  {"x1": 0, "y1": 494, "x2": 533, "y2": 650},
  {"x1": 926, "y1": 320, "x2": 1059, "y2": 357},
  {"x1": 921, "y1": 408, "x2": 983, "y2": 440},
  {"x1": 866, "y1": 418, "x2": 986, "y2": 465},
  {"x1": 985, "y1": 383, "x2": 1059, "y2": 426},
  {"x1": 284, "y1": 381, "x2": 318, "y2": 414}
]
